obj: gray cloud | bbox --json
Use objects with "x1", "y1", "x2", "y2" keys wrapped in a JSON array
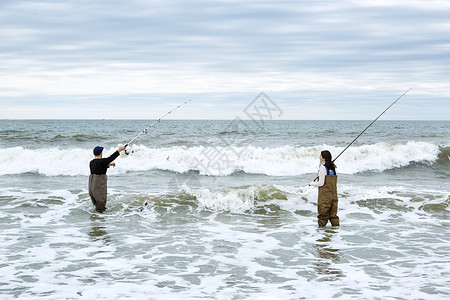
[{"x1": 0, "y1": 0, "x2": 449, "y2": 119}]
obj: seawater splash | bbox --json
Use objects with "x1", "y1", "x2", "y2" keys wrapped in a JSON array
[
  {"x1": 0, "y1": 146, "x2": 91, "y2": 176},
  {"x1": 333, "y1": 141, "x2": 441, "y2": 173},
  {"x1": 183, "y1": 186, "x2": 258, "y2": 213},
  {"x1": 182, "y1": 183, "x2": 449, "y2": 220},
  {"x1": 1, "y1": 183, "x2": 448, "y2": 299},
  {"x1": 0, "y1": 142, "x2": 442, "y2": 177},
  {"x1": 1, "y1": 120, "x2": 449, "y2": 299}
]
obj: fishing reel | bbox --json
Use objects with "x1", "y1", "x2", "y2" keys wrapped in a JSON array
[
  {"x1": 124, "y1": 149, "x2": 135, "y2": 155},
  {"x1": 120, "y1": 147, "x2": 135, "y2": 158}
]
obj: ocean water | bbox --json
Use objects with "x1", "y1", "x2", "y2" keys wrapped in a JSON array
[{"x1": 0, "y1": 119, "x2": 448, "y2": 299}]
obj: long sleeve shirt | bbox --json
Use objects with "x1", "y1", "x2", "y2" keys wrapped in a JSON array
[
  {"x1": 309, "y1": 165, "x2": 327, "y2": 187},
  {"x1": 89, "y1": 151, "x2": 120, "y2": 175}
]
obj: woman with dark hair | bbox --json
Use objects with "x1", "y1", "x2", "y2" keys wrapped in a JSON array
[{"x1": 309, "y1": 150, "x2": 340, "y2": 227}]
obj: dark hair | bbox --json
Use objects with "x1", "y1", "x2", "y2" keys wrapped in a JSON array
[{"x1": 321, "y1": 150, "x2": 336, "y2": 172}]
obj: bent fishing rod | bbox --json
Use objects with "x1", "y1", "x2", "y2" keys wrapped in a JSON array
[
  {"x1": 312, "y1": 88, "x2": 412, "y2": 181},
  {"x1": 125, "y1": 99, "x2": 191, "y2": 147}
]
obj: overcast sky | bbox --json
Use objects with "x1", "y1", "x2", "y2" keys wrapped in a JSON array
[{"x1": 1, "y1": 0, "x2": 449, "y2": 120}]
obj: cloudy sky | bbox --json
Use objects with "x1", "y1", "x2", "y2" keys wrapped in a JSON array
[{"x1": 1, "y1": 0, "x2": 449, "y2": 120}]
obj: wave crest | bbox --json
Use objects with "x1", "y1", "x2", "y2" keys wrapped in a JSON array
[{"x1": 0, "y1": 141, "x2": 441, "y2": 177}]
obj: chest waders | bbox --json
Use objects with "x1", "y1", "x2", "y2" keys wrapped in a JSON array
[
  {"x1": 317, "y1": 168, "x2": 339, "y2": 227},
  {"x1": 89, "y1": 174, "x2": 108, "y2": 212}
]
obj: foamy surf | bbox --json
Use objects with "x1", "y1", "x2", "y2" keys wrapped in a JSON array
[
  {"x1": 1, "y1": 119, "x2": 449, "y2": 299},
  {"x1": 0, "y1": 141, "x2": 442, "y2": 177}
]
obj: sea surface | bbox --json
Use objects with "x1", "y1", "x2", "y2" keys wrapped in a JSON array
[{"x1": 0, "y1": 119, "x2": 449, "y2": 299}]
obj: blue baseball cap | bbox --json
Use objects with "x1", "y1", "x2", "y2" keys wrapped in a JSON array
[{"x1": 93, "y1": 146, "x2": 104, "y2": 156}]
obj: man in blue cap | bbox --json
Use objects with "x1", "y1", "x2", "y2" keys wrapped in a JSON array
[{"x1": 89, "y1": 145, "x2": 127, "y2": 212}]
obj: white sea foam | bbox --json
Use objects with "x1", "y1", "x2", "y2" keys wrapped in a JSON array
[
  {"x1": 184, "y1": 185, "x2": 258, "y2": 213},
  {"x1": 1, "y1": 120, "x2": 449, "y2": 299},
  {"x1": 182, "y1": 182, "x2": 449, "y2": 219},
  {"x1": 1, "y1": 185, "x2": 449, "y2": 299},
  {"x1": 0, "y1": 141, "x2": 441, "y2": 177}
]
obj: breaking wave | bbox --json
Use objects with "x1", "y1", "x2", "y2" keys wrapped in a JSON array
[{"x1": 0, "y1": 141, "x2": 442, "y2": 177}]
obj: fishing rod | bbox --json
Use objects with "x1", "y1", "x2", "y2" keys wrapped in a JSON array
[
  {"x1": 125, "y1": 99, "x2": 191, "y2": 147},
  {"x1": 312, "y1": 88, "x2": 412, "y2": 181},
  {"x1": 333, "y1": 88, "x2": 412, "y2": 162}
]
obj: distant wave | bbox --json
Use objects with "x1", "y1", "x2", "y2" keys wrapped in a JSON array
[
  {"x1": 52, "y1": 134, "x2": 103, "y2": 142},
  {"x1": 0, "y1": 141, "x2": 442, "y2": 177}
]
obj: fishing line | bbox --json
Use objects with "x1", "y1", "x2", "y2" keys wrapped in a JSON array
[
  {"x1": 125, "y1": 100, "x2": 191, "y2": 147},
  {"x1": 332, "y1": 88, "x2": 412, "y2": 162},
  {"x1": 312, "y1": 88, "x2": 412, "y2": 181}
]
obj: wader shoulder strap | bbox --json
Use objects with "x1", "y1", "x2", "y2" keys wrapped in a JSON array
[{"x1": 324, "y1": 166, "x2": 336, "y2": 175}]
